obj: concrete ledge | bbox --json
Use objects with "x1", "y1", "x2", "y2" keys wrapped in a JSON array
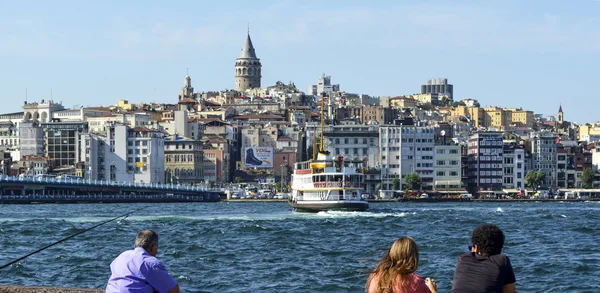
[{"x1": 0, "y1": 286, "x2": 103, "y2": 293}]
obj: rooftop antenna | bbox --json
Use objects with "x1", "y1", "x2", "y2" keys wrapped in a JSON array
[
  {"x1": 25, "y1": 88, "x2": 28, "y2": 103},
  {"x1": 186, "y1": 68, "x2": 189, "y2": 76},
  {"x1": 247, "y1": 23, "x2": 250, "y2": 34}
]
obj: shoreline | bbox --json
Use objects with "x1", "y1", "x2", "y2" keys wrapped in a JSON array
[{"x1": 224, "y1": 198, "x2": 599, "y2": 203}]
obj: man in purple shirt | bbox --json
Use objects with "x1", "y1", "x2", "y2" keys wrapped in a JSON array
[{"x1": 106, "y1": 230, "x2": 180, "y2": 293}]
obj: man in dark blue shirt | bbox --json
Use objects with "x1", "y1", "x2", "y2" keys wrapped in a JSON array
[{"x1": 451, "y1": 224, "x2": 517, "y2": 293}]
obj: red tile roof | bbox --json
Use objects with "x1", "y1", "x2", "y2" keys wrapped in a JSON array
[
  {"x1": 233, "y1": 114, "x2": 284, "y2": 120},
  {"x1": 178, "y1": 98, "x2": 197, "y2": 104}
]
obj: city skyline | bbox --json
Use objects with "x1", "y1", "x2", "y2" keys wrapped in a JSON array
[{"x1": 1, "y1": 0, "x2": 600, "y2": 123}]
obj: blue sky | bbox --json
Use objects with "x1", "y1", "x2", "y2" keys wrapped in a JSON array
[{"x1": 1, "y1": 0, "x2": 599, "y2": 123}]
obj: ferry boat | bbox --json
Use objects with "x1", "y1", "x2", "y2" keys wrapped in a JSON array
[
  {"x1": 288, "y1": 93, "x2": 369, "y2": 212},
  {"x1": 289, "y1": 151, "x2": 369, "y2": 212}
]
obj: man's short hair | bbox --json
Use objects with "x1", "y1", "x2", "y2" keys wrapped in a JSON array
[
  {"x1": 471, "y1": 224, "x2": 504, "y2": 255},
  {"x1": 134, "y1": 230, "x2": 158, "y2": 250}
]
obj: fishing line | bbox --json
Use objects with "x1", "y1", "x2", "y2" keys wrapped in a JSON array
[{"x1": 0, "y1": 206, "x2": 150, "y2": 270}]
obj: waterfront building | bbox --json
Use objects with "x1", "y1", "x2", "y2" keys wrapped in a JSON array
[
  {"x1": 235, "y1": 29, "x2": 262, "y2": 92},
  {"x1": 164, "y1": 135, "x2": 204, "y2": 185},
  {"x1": 18, "y1": 122, "x2": 44, "y2": 157},
  {"x1": 324, "y1": 125, "x2": 380, "y2": 169},
  {"x1": 80, "y1": 124, "x2": 164, "y2": 183},
  {"x1": 531, "y1": 131, "x2": 558, "y2": 188},
  {"x1": 421, "y1": 78, "x2": 453, "y2": 101},
  {"x1": 20, "y1": 155, "x2": 48, "y2": 176},
  {"x1": 466, "y1": 132, "x2": 504, "y2": 195},
  {"x1": 203, "y1": 137, "x2": 231, "y2": 184},
  {"x1": 433, "y1": 143, "x2": 462, "y2": 190},
  {"x1": 0, "y1": 113, "x2": 21, "y2": 149},
  {"x1": 43, "y1": 121, "x2": 88, "y2": 170},
  {"x1": 379, "y1": 125, "x2": 435, "y2": 190},
  {"x1": 502, "y1": 143, "x2": 526, "y2": 190}
]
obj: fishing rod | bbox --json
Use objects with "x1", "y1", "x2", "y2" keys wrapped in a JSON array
[{"x1": 0, "y1": 206, "x2": 150, "y2": 270}]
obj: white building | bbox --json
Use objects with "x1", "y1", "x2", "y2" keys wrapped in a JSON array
[
  {"x1": 307, "y1": 74, "x2": 340, "y2": 97},
  {"x1": 379, "y1": 125, "x2": 435, "y2": 190},
  {"x1": 324, "y1": 125, "x2": 380, "y2": 169},
  {"x1": 433, "y1": 143, "x2": 462, "y2": 190},
  {"x1": 161, "y1": 111, "x2": 205, "y2": 140},
  {"x1": 80, "y1": 124, "x2": 165, "y2": 183},
  {"x1": 502, "y1": 144, "x2": 526, "y2": 190},
  {"x1": 87, "y1": 113, "x2": 155, "y2": 134},
  {"x1": 592, "y1": 145, "x2": 600, "y2": 171}
]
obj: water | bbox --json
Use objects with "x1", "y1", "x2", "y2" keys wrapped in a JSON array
[{"x1": 1, "y1": 201, "x2": 599, "y2": 292}]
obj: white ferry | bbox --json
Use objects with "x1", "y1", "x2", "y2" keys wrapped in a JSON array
[
  {"x1": 289, "y1": 151, "x2": 369, "y2": 212},
  {"x1": 288, "y1": 93, "x2": 368, "y2": 212}
]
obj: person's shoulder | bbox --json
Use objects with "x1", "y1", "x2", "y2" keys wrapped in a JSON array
[
  {"x1": 457, "y1": 252, "x2": 475, "y2": 261},
  {"x1": 490, "y1": 253, "x2": 512, "y2": 264}
]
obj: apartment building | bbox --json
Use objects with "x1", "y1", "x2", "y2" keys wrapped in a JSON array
[
  {"x1": 324, "y1": 125, "x2": 379, "y2": 169},
  {"x1": 80, "y1": 124, "x2": 164, "y2": 183},
  {"x1": 502, "y1": 143, "x2": 526, "y2": 189},
  {"x1": 433, "y1": 143, "x2": 462, "y2": 190},
  {"x1": 164, "y1": 135, "x2": 204, "y2": 185},
  {"x1": 467, "y1": 132, "x2": 504, "y2": 195},
  {"x1": 379, "y1": 125, "x2": 435, "y2": 190},
  {"x1": 531, "y1": 131, "x2": 557, "y2": 188}
]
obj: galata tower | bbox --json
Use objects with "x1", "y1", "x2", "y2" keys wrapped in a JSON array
[{"x1": 235, "y1": 28, "x2": 262, "y2": 92}]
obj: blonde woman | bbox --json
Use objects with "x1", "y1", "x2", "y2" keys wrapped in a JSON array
[{"x1": 366, "y1": 236, "x2": 438, "y2": 293}]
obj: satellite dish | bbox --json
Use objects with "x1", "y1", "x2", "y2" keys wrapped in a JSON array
[{"x1": 440, "y1": 130, "x2": 446, "y2": 136}]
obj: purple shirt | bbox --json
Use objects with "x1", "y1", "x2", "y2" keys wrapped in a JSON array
[{"x1": 106, "y1": 247, "x2": 177, "y2": 293}]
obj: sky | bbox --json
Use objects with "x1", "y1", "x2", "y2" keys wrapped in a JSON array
[{"x1": 1, "y1": 0, "x2": 599, "y2": 123}]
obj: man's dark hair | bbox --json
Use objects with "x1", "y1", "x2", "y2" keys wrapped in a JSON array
[
  {"x1": 134, "y1": 230, "x2": 158, "y2": 250},
  {"x1": 471, "y1": 224, "x2": 504, "y2": 255}
]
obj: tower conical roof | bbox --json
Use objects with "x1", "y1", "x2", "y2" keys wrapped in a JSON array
[
  {"x1": 239, "y1": 33, "x2": 257, "y2": 59},
  {"x1": 558, "y1": 104, "x2": 563, "y2": 113}
]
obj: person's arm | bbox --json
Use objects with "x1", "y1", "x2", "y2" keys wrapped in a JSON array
[
  {"x1": 167, "y1": 284, "x2": 180, "y2": 293},
  {"x1": 502, "y1": 255, "x2": 516, "y2": 293},
  {"x1": 146, "y1": 261, "x2": 179, "y2": 293},
  {"x1": 502, "y1": 282, "x2": 516, "y2": 293},
  {"x1": 425, "y1": 277, "x2": 438, "y2": 293},
  {"x1": 366, "y1": 273, "x2": 378, "y2": 293}
]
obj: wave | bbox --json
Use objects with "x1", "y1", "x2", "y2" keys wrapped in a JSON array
[{"x1": 315, "y1": 210, "x2": 414, "y2": 218}]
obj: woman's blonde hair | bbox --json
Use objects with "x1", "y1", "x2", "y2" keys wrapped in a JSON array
[{"x1": 366, "y1": 236, "x2": 420, "y2": 293}]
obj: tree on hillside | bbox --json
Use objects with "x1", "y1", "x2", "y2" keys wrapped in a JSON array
[
  {"x1": 392, "y1": 178, "x2": 400, "y2": 190},
  {"x1": 582, "y1": 167, "x2": 596, "y2": 189},
  {"x1": 450, "y1": 101, "x2": 466, "y2": 107},
  {"x1": 404, "y1": 173, "x2": 421, "y2": 191}
]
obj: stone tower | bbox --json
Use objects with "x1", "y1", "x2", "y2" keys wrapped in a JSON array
[
  {"x1": 178, "y1": 74, "x2": 194, "y2": 101},
  {"x1": 557, "y1": 104, "x2": 564, "y2": 126},
  {"x1": 235, "y1": 29, "x2": 262, "y2": 92}
]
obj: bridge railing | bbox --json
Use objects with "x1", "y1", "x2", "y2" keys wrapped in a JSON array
[{"x1": 0, "y1": 175, "x2": 224, "y2": 193}]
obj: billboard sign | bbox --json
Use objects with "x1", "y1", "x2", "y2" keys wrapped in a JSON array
[{"x1": 245, "y1": 146, "x2": 273, "y2": 168}]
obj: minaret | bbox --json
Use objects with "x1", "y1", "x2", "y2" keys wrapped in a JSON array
[
  {"x1": 557, "y1": 104, "x2": 564, "y2": 127},
  {"x1": 235, "y1": 26, "x2": 262, "y2": 92}
]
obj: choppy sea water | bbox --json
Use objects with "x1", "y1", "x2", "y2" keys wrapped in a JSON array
[{"x1": 0, "y1": 201, "x2": 599, "y2": 292}]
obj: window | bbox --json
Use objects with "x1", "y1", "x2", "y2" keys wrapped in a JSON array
[
  {"x1": 247, "y1": 130, "x2": 254, "y2": 134},
  {"x1": 436, "y1": 171, "x2": 445, "y2": 176}
]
